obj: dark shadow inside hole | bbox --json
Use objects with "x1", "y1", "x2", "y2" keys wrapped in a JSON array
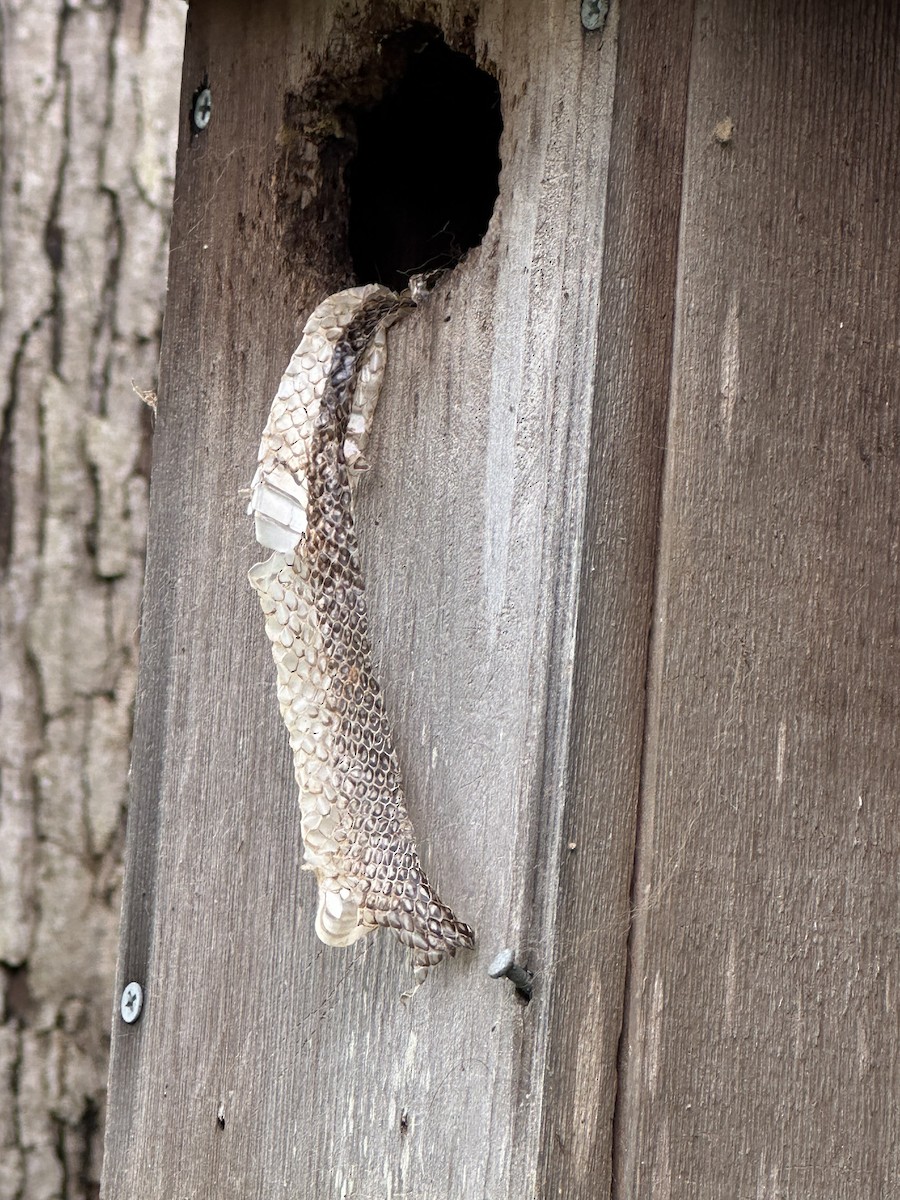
[{"x1": 347, "y1": 27, "x2": 502, "y2": 291}]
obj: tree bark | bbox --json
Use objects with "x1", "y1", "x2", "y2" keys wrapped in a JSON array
[{"x1": 0, "y1": 2, "x2": 184, "y2": 1197}]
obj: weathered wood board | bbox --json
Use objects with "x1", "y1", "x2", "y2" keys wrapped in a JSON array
[
  {"x1": 614, "y1": 3, "x2": 900, "y2": 1197},
  {"x1": 102, "y1": 0, "x2": 900, "y2": 1197},
  {"x1": 103, "y1": 2, "x2": 638, "y2": 1198},
  {"x1": 535, "y1": 0, "x2": 694, "y2": 1191}
]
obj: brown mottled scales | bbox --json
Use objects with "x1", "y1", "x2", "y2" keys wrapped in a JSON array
[{"x1": 248, "y1": 284, "x2": 475, "y2": 980}]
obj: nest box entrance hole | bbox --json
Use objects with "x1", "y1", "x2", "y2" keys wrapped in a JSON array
[{"x1": 346, "y1": 25, "x2": 502, "y2": 290}]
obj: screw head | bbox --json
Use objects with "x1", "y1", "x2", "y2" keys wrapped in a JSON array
[
  {"x1": 192, "y1": 86, "x2": 212, "y2": 132},
  {"x1": 581, "y1": 0, "x2": 609, "y2": 31},
  {"x1": 120, "y1": 982, "x2": 143, "y2": 1024}
]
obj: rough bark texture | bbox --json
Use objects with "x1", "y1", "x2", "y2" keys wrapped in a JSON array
[{"x1": 0, "y1": 2, "x2": 185, "y2": 1197}]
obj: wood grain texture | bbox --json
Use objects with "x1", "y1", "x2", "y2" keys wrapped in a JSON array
[
  {"x1": 614, "y1": 2, "x2": 900, "y2": 1196},
  {"x1": 536, "y1": 0, "x2": 695, "y2": 1193},
  {"x1": 102, "y1": 2, "x2": 626, "y2": 1197},
  {"x1": 103, "y1": 0, "x2": 900, "y2": 1194}
]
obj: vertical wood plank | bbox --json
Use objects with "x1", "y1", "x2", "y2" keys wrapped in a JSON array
[
  {"x1": 615, "y1": 3, "x2": 900, "y2": 1196},
  {"x1": 102, "y1": 2, "x2": 634, "y2": 1197},
  {"x1": 535, "y1": 0, "x2": 695, "y2": 1194}
]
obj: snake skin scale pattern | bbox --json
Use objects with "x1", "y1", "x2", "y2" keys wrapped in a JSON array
[{"x1": 248, "y1": 283, "x2": 475, "y2": 980}]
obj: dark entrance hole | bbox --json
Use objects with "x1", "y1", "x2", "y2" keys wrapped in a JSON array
[{"x1": 347, "y1": 26, "x2": 502, "y2": 291}]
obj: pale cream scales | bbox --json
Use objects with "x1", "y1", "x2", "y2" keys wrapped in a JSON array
[{"x1": 248, "y1": 284, "x2": 474, "y2": 979}]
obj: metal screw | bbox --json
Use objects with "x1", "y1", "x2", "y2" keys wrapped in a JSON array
[
  {"x1": 120, "y1": 982, "x2": 143, "y2": 1024},
  {"x1": 192, "y1": 86, "x2": 212, "y2": 132},
  {"x1": 488, "y1": 948, "x2": 533, "y2": 999},
  {"x1": 581, "y1": 0, "x2": 609, "y2": 31}
]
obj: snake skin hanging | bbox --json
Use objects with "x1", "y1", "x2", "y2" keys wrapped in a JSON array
[{"x1": 248, "y1": 283, "x2": 475, "y2": 981}]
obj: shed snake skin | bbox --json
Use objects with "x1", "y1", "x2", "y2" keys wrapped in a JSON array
[{"x1": 248, "y1": 283, "x2": 475, "y2": 980}]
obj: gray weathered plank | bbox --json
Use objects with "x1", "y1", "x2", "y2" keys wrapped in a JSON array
[
  {"x1": 535, "y1": 0, "x2": 695, "y2": 1193},
  {"x1": 614, "y1": 2, "x2": 900, "y2": 1196},
  {"x1": 103, "y1": 2, "x2": 633, "y2": 1197}
]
